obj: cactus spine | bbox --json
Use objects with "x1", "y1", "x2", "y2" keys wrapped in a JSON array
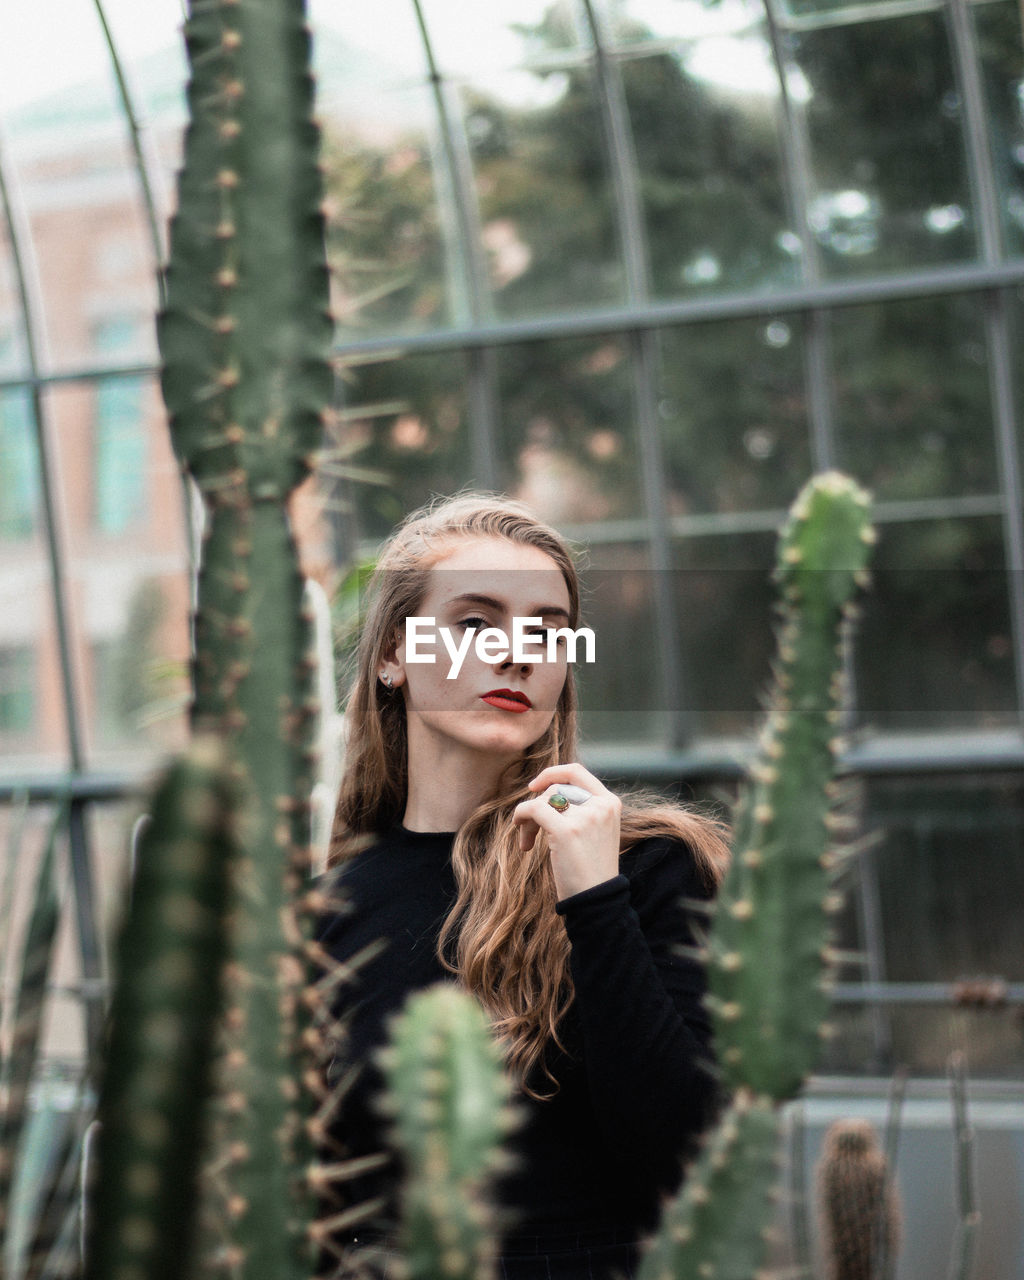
[
  {"x1": 155, "y1": 0, "x2": 333, "y2": 1274},
  {"x1": 376, "y1": 984, "x2": 519, "y2": 1280},
  {"x1": 84, "y1": 740, "x2": 237, "y2": 1280},
  {"x1": 638, "y1": 471, "x2": 874, "y2": 1280}
]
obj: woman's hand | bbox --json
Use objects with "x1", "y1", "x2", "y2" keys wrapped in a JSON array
[{"x1": 512, "y1": 763, "x2": 622, "y2": 901}]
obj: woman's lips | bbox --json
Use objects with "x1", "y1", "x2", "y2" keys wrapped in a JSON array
[{"x1": 480, "y1": 690, "x2": 532, "y2": 713}]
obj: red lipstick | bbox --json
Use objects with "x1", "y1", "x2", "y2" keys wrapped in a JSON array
[{"x1": 480, "y1": 688, "x2": 532, "y2": 712}]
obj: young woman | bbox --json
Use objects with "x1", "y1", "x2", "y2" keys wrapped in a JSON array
[{"x1": 316, "y1": 492, "x2": 730, "y2": 1280}]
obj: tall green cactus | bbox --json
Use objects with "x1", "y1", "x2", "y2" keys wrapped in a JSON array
[
  {"x1": 706, "y1": 471, "x2": 873, "y2": 1098},
  {"x1": 155, "y1": 0, "x2": 334, "y2": 1274},
  {"x1": 637, "y1": 470, "x2": 874, "y2": 1280}
]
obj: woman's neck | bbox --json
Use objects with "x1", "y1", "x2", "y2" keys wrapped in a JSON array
[{"x1": 402, "y1": 743, "x2": 516, "y2": 832}]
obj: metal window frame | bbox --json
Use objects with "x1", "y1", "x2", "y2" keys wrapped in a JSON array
[{"x1": 1, "y1": 0, "x2": 1023, "y2": 1072}]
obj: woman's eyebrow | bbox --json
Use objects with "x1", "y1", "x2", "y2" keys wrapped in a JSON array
[{"x1": 445, "y1": 592, "x2": 570, "y2": 620}]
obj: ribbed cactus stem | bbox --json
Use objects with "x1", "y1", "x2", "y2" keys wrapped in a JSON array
[
  {"x1": 376, "y1": 983, "x2": 519, "y2": 1280},
  {"x1": 817, "y1": 1118, "x2": 900, "y2": 1280},
  {"x1": 84, "y1": 739, "x2": 236, "y2": 1280},
  {"x1": 157, "y1": 0, "x2": 333, "y2": 1273},
  {"x1": 636, "y1": 472, "x2": 873, "y2": 1280},
  {"x1": 636, "y1": 1091, "x2": 781, "y2": 1280},
  {"x1": 707, "y1": 471, "x2": 874, "y2": 1100}
]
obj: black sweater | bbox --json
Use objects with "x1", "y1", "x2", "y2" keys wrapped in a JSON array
[{"x1": 315, "y1": 823, "x2": 719, "y2": 1248}]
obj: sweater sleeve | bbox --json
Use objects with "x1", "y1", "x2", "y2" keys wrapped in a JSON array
[{"x1": 553, "y1": 837, "x2": 721, "y2": 1197}]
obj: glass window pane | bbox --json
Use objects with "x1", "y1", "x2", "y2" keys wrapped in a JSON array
[
  {"x1": 340, "y1": 351, "x2": 474, "y2": 545},
  {"x1": 312, "y1": 0, "x2": 432, "y2": 89},
  {"x1": 0, "y1": 248, "x2": 64, "y2": 769},
  {"x1": 496, "y1": 334, "x2": 642, "y2": 521},
  {"x1": 672, "y1": 530, "x2": 777, "y2": 738},
  {"x1": 855, "y1": 516, "x2": 1016, "y2": 732},
  {"x1": 5, "y1": 52, "x2": 161, "y2": 378},
  {"x1": 620, "y1": 47, "x2": 796, "y2": 297},
  {"x1": 417, "y1": 0, "x2": 590, "y2": 75},
  {"x1": 601, "y1": 0, "x2": 769, "y2": 46},
  {"x1": 657, "y1": 318, "x2": 811, "y2": 515},
  {"x1": 793, "y1": 12, "x2": 976, "y2": 274},
  {"x1": 868, "y1": 773, "x2": 1024, "y2": 1077},
  {"x1": 461, "y1": 64, "x2": 624, "y2": 317},
  {"x1": 0, "y1": 646, "x2": 34, "y2": 735},
  {"x1": 1, "y1": 199, "x2": 38, "y2": 544},
  {"x1": 43, "y1": 381, "x2": 190, "y2": 771},
  {"x1": 322, "y1": 84, "x2": 457, "y2": 337},
  {"x1": 576, "y1": 545, "x2": 667, "y2": 746},
  {"x1": 93, "y1": 317, "x2": 150, "y2": 535},
  {"x1": 0, "y1": 384, "x2": 38, "y2": 540},
  {"x1": 0, "y1": 802, "x2": 82, "y2": 1067},
  {"x1": 831, "y1": 294, "x2": 998, "y2": 501},
  {"x1": 973, "y1": 0, "x2": 1024, "y2": 257},
  {"x1": 779, "y1": 0, "x2": 932, "y2": 22}
]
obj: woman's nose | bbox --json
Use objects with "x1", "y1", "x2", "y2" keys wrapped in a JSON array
[{"x1": 497, "y1": 651, "x2": 531, "y2": 673}]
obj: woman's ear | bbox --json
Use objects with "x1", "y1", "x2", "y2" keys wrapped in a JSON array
[{"x1": 378, "y1": 627, "x2": 405, "y2": 689}]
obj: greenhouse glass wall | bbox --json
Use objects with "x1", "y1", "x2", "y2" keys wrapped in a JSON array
[{"x1": 0, "y1": 1, "x2": 1022, "y2": 1276}]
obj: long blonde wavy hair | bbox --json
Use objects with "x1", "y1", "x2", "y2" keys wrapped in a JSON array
[{"x1": 329, "y1": 492, "x2": 730, "y2": 1099}]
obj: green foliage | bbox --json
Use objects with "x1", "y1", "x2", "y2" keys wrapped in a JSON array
[
  {"x1": 377, "y1": 984, "x2": 519, "y2": 1280},
  {"x1": 331, "y1": 555, "x2": 379, "y2": 691}
]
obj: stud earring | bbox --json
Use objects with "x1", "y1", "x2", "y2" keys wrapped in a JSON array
[{"x1": 379, "y1": 671, "x2": 394, "y2": 689}]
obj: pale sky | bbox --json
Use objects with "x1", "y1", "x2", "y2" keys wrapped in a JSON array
[
  {"x1": 0, "y1": 1, "x2": 186, "y2": 113},
  {"x1": 0, "y1": 0, "x2": 780, "y2": 116}
]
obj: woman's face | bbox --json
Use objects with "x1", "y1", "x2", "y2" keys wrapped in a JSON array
[{"x1": 384, "y1": 536, "x2": 573, "y2": 772}]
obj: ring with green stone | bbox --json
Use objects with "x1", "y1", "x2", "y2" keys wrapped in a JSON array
[{"x1": 547, "y1": 784, "x2": 592, "y2": 812}]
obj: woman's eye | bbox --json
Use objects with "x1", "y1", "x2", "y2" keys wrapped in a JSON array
[{"x1": 457, "y1": 616, "x2": 488, "y2": 631}]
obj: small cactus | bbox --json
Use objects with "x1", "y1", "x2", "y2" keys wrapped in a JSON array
[
  {"x1": 817, "y1": 1119, "x2": 901, "y2": 1280},
  {"x1": 376, "y1": 983, "x2": 521, "y2": 1280}
]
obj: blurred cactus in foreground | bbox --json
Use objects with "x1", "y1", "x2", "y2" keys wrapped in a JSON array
[
  {"x1": 817, "y1": 1119, "x2": 901, "y2": 1280},
  {"x1": 155, "y1": 0, "x2": 335, "y2": 1273},
  {"x1": 376, "y1": 985, "x2": 519, "y2": 1280},
  {"x1": 86, "y1": 0, "x2": 338, "y2": 1276},
  {"x1": 84, "y1": 740, "x2": 237, "y2": 1280},
  {"x1": 637, "y1": 470, "x2": 874, "y2": 1280}
]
